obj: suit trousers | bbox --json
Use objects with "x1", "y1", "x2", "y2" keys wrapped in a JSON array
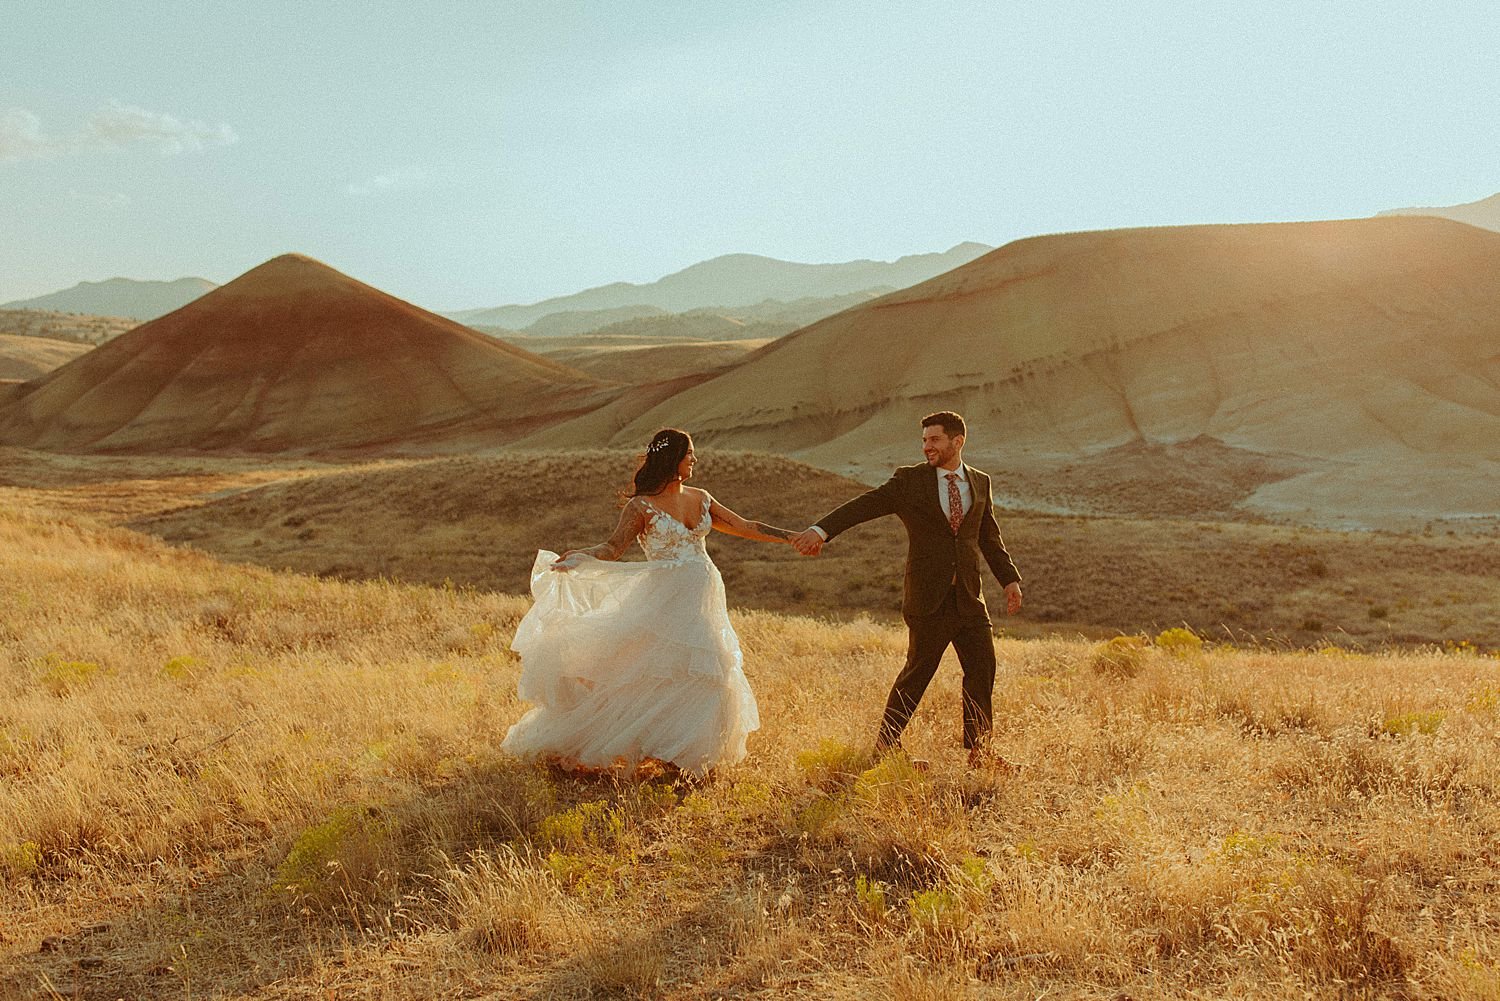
[{"x1": 877, "y1": 586, "x2": 997, "y2": 750}]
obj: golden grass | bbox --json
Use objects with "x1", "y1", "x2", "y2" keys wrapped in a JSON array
[
  {"x1": 0, "y1": 309, "x2": 137, "y2": 346},
  {"x1": 106, "y1": 448, "x2": 1500, "y2": 649},
  {"x1": 530, "y1": 337, "x2": 770, "y2": 383},
  {"x1": 4, "y1": 490, "x2": 1500, "y2": 999},
  {"x1": 5, "y1": 447, "x2": 1494, "y2": 654},
  {"x1": 0, "y1": 334, "x2": 91, "y2": 382}
]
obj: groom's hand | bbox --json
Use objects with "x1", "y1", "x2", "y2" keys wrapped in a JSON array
[
  {"x1": 791, "y1": 528, "x2": 824, "y2": 556},
  {"x1": 1004, "y1": 581, "x2": 1023, "y2": 614}
]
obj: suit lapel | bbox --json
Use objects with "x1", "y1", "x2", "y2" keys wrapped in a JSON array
[
  {"x1": 922, "y1": 464, "x2": 948, "y2": 527},
  {"x1": 956, "y1": 465, "x2": 982, "y2": 533}
]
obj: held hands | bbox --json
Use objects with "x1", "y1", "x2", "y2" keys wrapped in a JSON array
[{"x1": 791, "y1": 528, "x2": 824, "y2": 557}]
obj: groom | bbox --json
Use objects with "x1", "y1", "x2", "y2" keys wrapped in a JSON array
[{"x1": 792, "y1": 411, "x2": 1022, "y2": 767}]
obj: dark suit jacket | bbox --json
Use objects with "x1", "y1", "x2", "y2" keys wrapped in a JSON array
[{"x1": 816, "y1": 462, "x2": 1021, "y2": 620}]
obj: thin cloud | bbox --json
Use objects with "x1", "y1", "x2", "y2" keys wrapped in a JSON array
[
  {"x1": 345, "y1": 169, "x2": 423, "y2": 197},
  {"x1": 0, "y1": 109, "x2": 51, "y2": 161},
  {"x1": 0, "y1": 102, "x2": 238, "y2": 162},
  {"x1": 68, "y1": 188, "x2": 132, "y2": 208},
  {"x1": 85, "y1": 101, "x2": 238, "y2": 155}
]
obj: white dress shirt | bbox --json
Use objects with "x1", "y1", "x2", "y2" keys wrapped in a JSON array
[{"x1": 937, "y1": 464, "x2": 972, "y2": 522}]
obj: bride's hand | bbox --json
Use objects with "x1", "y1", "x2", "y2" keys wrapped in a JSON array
[{"x1": 552, "y1": 550, "x2": 586, "y2": 571}]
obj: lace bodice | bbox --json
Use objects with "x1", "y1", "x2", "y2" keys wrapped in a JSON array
[{"x1": 638, "y1": 492, "x2": 712, "y2": 564}]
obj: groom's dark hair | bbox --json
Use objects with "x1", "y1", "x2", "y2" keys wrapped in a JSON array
[{"x1": 922, "y1": 411, "x2": 966, "y2": 438}]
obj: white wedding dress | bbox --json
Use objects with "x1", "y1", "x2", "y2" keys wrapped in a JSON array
[{"x1": 503, "y1": 492, "x2": 760, "y2": 775}]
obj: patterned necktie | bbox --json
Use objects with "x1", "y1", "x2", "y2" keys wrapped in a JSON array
[{"x1": 946, "y1": 472, "x2": 963, "y2": 534}]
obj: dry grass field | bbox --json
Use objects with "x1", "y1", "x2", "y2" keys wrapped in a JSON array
[
  {"x1": 0, "y1": 310, "x2": 137, "y2": 347},
  {"x1": 522, "y1": 337, "x2": 772, "y2": 384},
  {"x1": 2, "y1": 453, "x2": 1500, "y2": 999},
  {"x1": 109, "y1": 449, "x2": 1500, "y2": 650},
  {"x1": 0, "y1": 336, "x2": 91, "y2": 383}
]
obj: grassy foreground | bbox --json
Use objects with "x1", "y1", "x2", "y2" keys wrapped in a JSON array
[{"x1": 3, "y1": 500, "x2": 1500, "y2": 1000}]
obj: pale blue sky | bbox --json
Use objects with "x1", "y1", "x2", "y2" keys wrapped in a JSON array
[{"x1": 4, "y1": 1, "x2": 1497, "y2": 310}]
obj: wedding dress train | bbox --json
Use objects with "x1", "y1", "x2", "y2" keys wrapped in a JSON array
[{"x1": 502, "y1": 492, "x2": 760, "y2": 775}]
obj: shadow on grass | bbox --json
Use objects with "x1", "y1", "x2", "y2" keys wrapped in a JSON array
[{"x1": 1, "y1": 754, "x2": 750, "y2": 1000}]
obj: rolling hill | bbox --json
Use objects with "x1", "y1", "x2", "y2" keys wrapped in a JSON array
[
  {"x1": 0, "y1": 308, "x2": 137, "y2": 345},
  {"x1": 525, "y1": 217, "x2": 1500, "y2": 528},
  {"x1": 0, "y1": 254, "x2": 611, "y2": 454},
  {"x1": 1380, "y1": 191, "x2": 1500, "y2": 233},
  {"x1": 527, "y1": 336, "x2": 772, "y2": 383},
  {"x1": 0, "y1": 334, "x2": 91, "y2": 381}
]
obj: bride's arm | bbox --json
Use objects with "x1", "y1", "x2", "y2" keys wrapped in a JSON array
[
  {"x1": 556, "y1": 498, "x2": 649, "y2": 565},
  {"x1": 707, "y1": 495, "x2": 796, "y2": 545}
]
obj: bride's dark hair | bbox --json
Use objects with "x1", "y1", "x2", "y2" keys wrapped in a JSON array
[{"x1": 626, "y1": 428, "x2": 691, "y2": 499}]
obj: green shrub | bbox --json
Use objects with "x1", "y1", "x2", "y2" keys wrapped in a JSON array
[
  {"x1": 37, "y1": 656, "x2": 104, "y2": 697},
  {"x1": 160, "y1": 655, "x2": 204, "y2": 682},
  {"x1": 908, "y1": 887, "x2": 966, "y2": 934},
  {"x1": 730, "y1": 779, "x2": 772, "y2": 810},
  {"x1": 853, "y1": 754, "x2": 926, "y2": 804},
  {"x1": 853, "y1": 874, "x2": 889, "y2": 922},
  {"x1": 794, "y1": 738, "x2": 867, "y2": 779},
  {"x1": 1091, "y1": 635, "x2": 1148, "y2": 678},
  {"x1": 792, "y1": 795, "x2": 843, "y2": 839},
  {"x1": 1382, "y1": 711, "x2": 1445, "y2": 737},
  {"x1": 275, "y1": 805, "x2": 392, "y2": 903},
  {"x1": 954, "y1": 855, "x2": 993, "y2": 893},
  {"x1": 1, "y1": 840, "x2": 42, "y2": 878},
  {"x1": 537, "y1": 801, "x2": 624, "y2": 851},
  {"x1": 543, "y1": 850, "x2": 589, "y2": 886},
  {"x1": 1154, "y1": 627, "x2": 1204, "y2": 657},
  {"x1": 1467, "y1": 686, "x2": 1499, "y2": 714},
  {"x1": 1214, "y1": 830, "x2": 1283, "y2": 863},
  {"x1": 630, "y1": 781, "x2": 680, "y2": 817}
]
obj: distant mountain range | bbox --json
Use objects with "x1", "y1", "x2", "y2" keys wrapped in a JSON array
[
  {"x1": 1, "y1": 277, "x2": 218, "y2": 322},
  {"x1": 448, "y1": 243, "x2": 993, "y2": 329},
  {"x1": 1379, "y1": 191, "x2": 1500, "y2": 232},
  {"x1": 5, "y1": 245, "x2": 990, "y2": 337}
]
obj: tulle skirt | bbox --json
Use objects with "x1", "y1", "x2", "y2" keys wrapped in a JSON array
[{"x1": 502, "y1": 551, "x2": 760, "y2": 775}]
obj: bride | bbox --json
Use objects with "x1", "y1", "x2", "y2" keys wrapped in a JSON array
[{"x1": 502, "y1": 429, "x2": 799, "y2": 777}]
